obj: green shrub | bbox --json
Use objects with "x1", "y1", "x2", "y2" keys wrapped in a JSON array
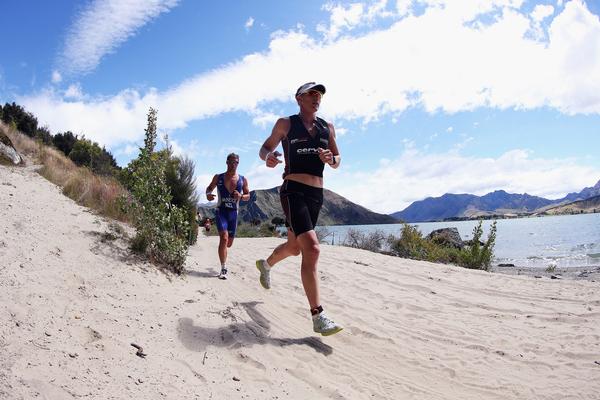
[
  {"x1": 165, "y1": 153, "x2": 199, "y2": 245},
  {"x1": 389, "y1": 224, "x2": 428, "y2": 259},
  {"x1": 545, "y1": 264, "x2": 556, "y2": 273},
  {"x1": 69, "y1": 137, "x2": 119, "y2": 176},
  {"x1": 53, "y1": 131, "x2": 78, "y2": 156},
  {"x1": 387, "y1": 221, "x2": 497, "y2": 270},
  {"x1": 123, "y1": 108, "x2": 190, "y2": 273},
  {"x1": 121, "y1": 138, "x2": 198, "y2": 246},
  {"x1": 458, "y1": 221, "x2": 497, "y2": 270}
]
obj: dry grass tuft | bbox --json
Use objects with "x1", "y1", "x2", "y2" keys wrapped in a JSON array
[
  {"x1": 1, "y1": 122, "x2": 129, "y2": 222},
  {"x1": 2, "y1": 122, "x2": 41, "y2": 158}
]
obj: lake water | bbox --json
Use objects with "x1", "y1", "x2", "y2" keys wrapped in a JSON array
[{"x1": 319, "y1": 213, "x2": 600, "y2": 269}]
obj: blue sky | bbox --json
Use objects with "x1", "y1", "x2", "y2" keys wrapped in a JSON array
[{"x1": 1, "y1": 0, "x2": 600, "y2": 213}]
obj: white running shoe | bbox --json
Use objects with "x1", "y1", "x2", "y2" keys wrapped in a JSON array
[
  {"x1": 312, "y1": 312, "x2": 343, "y2": 336},
  {"x1": 255, "y1": 259, "x2": 271, "y2": 289},
  {"x1": 218, "y1": 268, "x2": 228, "y2": 280}
]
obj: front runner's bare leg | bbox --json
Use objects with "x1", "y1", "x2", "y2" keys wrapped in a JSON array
[
  {"x1": 294, "y1": 228, "x2": 342, "y2": 336},
  {"x1": 295, "y1": 230, "x2": 321, "y2": 309}
]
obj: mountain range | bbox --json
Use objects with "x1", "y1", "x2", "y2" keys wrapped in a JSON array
[
  {"x1": 391, "y1": 179, "x2": 600, "y2": 222},
  {"x1": 544, "y1": 194, "x2": 600, "y2": 215},
  {"x1": 198, "y1": 179, "x2": 600, "y2": 226}
]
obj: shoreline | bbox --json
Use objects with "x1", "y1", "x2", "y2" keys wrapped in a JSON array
[{"x1": 490, "y1": 264, "x2": 600, "y2": 281}]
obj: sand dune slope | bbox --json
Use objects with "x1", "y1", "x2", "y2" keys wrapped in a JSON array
[{"x1": 1, "y1": 164, "x2": 599, "y2": 400}]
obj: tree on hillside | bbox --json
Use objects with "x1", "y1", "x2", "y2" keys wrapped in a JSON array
[
  {"x1": 1, "y1": 102, "x2": 38, "y2": 137},
  {"x1": 69, "y1": 138, "x2": 98, "y2": 167},
  {"x1": 69, "y1": 137, "x2": 119, "y2": 176},
  {"x1": 53, "y1": 131, "x2": 78, "y2": 156},
  {"x1": 36, "y1": 126, "x2": 53, "y2": 145}
]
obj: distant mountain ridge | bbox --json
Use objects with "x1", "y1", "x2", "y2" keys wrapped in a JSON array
[
  {"x1": 199, "y1": 186, "x2": 397, "y2": 226},
  {"x1": 544, "y1": 194, "x2": 600, "y2": 215},
  {"x1": 562, "y1": 180, "x2": 600, "y2": 202},
  {"x1": 391, "y1": 179, "x2": 600, "y2": 222}
]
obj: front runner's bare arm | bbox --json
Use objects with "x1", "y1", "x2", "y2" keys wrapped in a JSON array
[
  {"x1": 318, "y1": 123, "x2": 341, "y2": 168},
  {"x1": 259, "y1": 118, "x2": 289, "y2": 168},
  {"x1": 328, "y1": 123, "x2": 341, "y2": 168}
]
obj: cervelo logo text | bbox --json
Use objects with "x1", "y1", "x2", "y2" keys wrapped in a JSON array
[{"x1": 296, "y1": 148, "x2": 320, "y2": 155}]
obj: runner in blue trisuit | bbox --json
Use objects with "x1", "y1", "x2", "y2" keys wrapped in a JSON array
[{"x1": 205, "y1": 153, "x2": 250, "y2": 279}]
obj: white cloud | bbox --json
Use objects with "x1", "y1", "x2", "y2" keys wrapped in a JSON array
[
  {"x1": 335, "y1": 127, "x2": 349, "y2": 136},
  {"x1": 19, "y1": 0, "x2": 600, "y2": 149},
  {"x1": 245, "y1": 17, "x2": 255, "y2": 30},
  {"x1": 20, "y1": 87, "x2": 158, "y2": 145},
  {"x1": 328, "y1": 148, "x2": 600, "y2": 213},
  {"x1": 532, "y1": 4, "x2": 554, "y2": 22},
  {"x1": 395, "y1": 0, "x2": 412, "y2": 16},
  {"x1": 163, "y1": 137, "x2": 209, "y2": 160},
  {"x1": 115, "y1": 143, "x2": 140, "y2": 156},
  {"x1": 452, "y1": 135, "x2": 474, "y2": 150},
  {"x1": 318, "y1": 3, "x2": 365, "y2": 41},
  {"x1": 530, "y1": 4, "x2": 555, "y2": 39},
  {"x1": 318, "y1": 0, "x2": 393, "y2": 41},
  {"x1": 51, "y1": 70, "x2": 62, "y2": 83},
  {"x1": 163, "y1": 136, "x2": 185, "y2": 157},
  {"x1": 64, "y1": 84, "x2": 83, "y2": 99},
  {"x1": 59, "y1": 0, "x2": 179, "y2": 76},
  {"x1": 244, "y1": 160, "x2": 285, "y2": 191},
  {"x1": 251, "y1": 111, "x2": 279, "y2": 128},
  {"x1": 446, "y1": 126, "x2": 453, "y2": 132}
]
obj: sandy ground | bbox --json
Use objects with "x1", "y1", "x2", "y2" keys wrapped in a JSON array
[{"x1": 1, "y1": 164, "x2": 600, "y2": 400}]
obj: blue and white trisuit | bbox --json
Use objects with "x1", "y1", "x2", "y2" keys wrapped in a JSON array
[{"x1": 215, "y1": 173, "x2": 244, "y2": 237}]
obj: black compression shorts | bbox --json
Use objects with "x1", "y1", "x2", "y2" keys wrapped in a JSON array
[{"x1": 280, "y1": 180, "x2": 323, "y2": 236}]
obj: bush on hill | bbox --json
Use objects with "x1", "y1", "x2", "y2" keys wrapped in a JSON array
[
  {"x1": 69, "y1": 137, "x2": 119, "y2": 176},
  {"x1": 36, "y1": 126, "x2": 53, "y2": 145},
  {"x1": 165, "y1": 153, "x2": 199, "y2": 245},
  {"x1": 2, "y1": 122, "x2": 129, "y2": 221},
  {"x1": 53, "y1": 131, "x2": 78, "y2": 156},
  {"x1": 123, "y1": 108, "x2": 190, "y2": 273},
  {"x1": 1, "y1": 102, "x2": 38, "y2": 138},
  {"x1": 121, "y1": 136, "x2": 199, "y2": 246}
]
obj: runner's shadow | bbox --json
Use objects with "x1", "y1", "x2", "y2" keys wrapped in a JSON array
[{"x1": 177, "y1": 301, "x2": 333, "y2": 356}]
